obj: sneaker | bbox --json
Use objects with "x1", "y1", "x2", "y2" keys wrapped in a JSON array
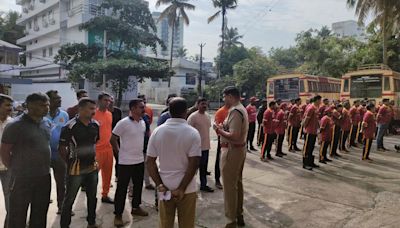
[
  {"x1": 131, "y1": 207, "x2": 149, "y2": 217},
  {"x1": 215, "y1": 182, "x2": 223, "y2": 189},
  {"x1": 200, "y1": 186, "x2": 214, "y2": 193},
  {"x1": 145, "y1": 184, "x2": 155, "y2": 190},
  {"x1": 114, "y1": 215, "x2": 124, "y2": 227},
  {"x1": 101, "y1": 196, "x2": 114, "y2": 204}
]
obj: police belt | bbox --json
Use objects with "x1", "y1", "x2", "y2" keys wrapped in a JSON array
[{"x1": 220, "y1": 142, "x2": 246, "y2": 148}]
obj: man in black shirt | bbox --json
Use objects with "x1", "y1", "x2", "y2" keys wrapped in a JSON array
[
  {"x1": 108, "y1": 96, "x2": 122, "y2": 180},
  {"x1": 59, "y1": 98, "x2": 100, "y2": 228},
  {"x1": 0, "y1": 93, "x2": 51, "y2": 228}
]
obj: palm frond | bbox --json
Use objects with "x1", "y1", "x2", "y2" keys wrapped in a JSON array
[{"x1": 208, "y1": 11, "x2": 221, "y2": 23}]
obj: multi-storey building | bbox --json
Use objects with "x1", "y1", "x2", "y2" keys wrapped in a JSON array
[
  {"x1": 332, "y1": 20, "x2": 366, "y2": 42},
  {"x1": 147, "y1": 11, "x2": 184, "y2": 58},
  {"x1": 16, "y1": 0, "x2": 104, "y2": 82}
]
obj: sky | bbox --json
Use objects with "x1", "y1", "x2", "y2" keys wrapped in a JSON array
[{"x1": 1, "y1": 0, "x2": 360, "y2": 61}]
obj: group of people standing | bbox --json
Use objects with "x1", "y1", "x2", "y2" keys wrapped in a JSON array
[{"x1": 247, "y1": 95, "x2": 394, "y2": 171}]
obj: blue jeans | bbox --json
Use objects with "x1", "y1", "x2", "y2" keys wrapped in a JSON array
[
  {"x1": 60, "y1": 171, "x2": 98, "y2": 228},
  {"x1": 199, "y1": 150, "x2": 209, "y2": 188},
  {"x1": 376, "y1": 124, "x2": 388, "y2": 149},
  {"x1": 0, "y1": 170, "x2": 10, "y2": 227}
]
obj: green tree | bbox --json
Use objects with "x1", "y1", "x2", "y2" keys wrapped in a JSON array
[
  {"x1": 220, "y1": 27, "x2": 243, "y2": 48},
  {"x1": 347, "y1": 0, "x2": 400, "y2": 64},
  {"x1": 269, "y1": 47, "x2": 299, "y2": 70},
  {"x1": 215, "y1": 45, "x2": 249, "y2": 77},
  {"x1": 233, "y1": 47, "x2": 277, "y2": 98},
  {"x1": 176, "y1": 47, "x2": 188, "y2": 58},
  {"x1": 156, "y1": 0, "x2": 195, "y2": 68},
  {"x1": 56, "y1": 0, "x2": 170, "y2": 105},
  {"x1": 0, "y1": 11, "x2": 24, "y2": 45}
]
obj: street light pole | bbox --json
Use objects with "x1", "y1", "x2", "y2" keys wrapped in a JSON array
[{"x1": 198, "y1": 43, "x2": 206, "y2": 97}]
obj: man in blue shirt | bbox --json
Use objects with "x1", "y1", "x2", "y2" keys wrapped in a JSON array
[{"x1": 45, "y1": 90, "x2": 69, "y2": 214}]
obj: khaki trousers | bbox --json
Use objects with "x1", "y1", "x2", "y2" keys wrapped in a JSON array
[
  {"x1": 221, "y1": 146, "x2": 246, "y2": 227},
  {"x1": 159, "y1": 192, "x2": 197, "y2": 228}
]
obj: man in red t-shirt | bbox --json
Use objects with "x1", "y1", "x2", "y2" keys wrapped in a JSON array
[
  {"x1": 246, "y1": 97, "x2": 259, "y2": 151},
  {"x1": 362, "y1": 103, "x2": 376, "y2": 161},
  {"x1": 302, "y1": 95, "x2": 321, "y2": 170},
  {"x1": 330, "y1": 104, "x2": 343, "y2": 158},
  {"x1": 340, "y1": 102, "x2": 351, "y2": 152},
  {"x1": 376, "y1": 98, "x2": 391, "y2": 151},
  {"x1": 319, "y1": 107, "x2": 333, "y2": 163},
  {"x1": 357, "y1": 101, "x2": 367, "y2": 143},
  {"x1": 288, "y1": 98, "x2": 302, "y2": 152},
  {"x1": 299, "y1": 98, "x2": 310, "y2": 140},
  {"x1": 275, "y1": 103, "x2": 288, "y2": 157},
  {"x1": 261, "y1": 101, "x2": 277, "y2": 161},
  {"x1": 349, "y1": 100, "x2": 361, "y2": 148}
]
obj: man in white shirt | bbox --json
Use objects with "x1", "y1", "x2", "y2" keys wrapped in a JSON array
[
  {"x1": 147, "y1": 97, "x2": 201, "y2": 228},
  {"x1": 110, "y1": 99, "x2": 149, "y2": 226},
  {"x1": 187, "y1": 97, "x2": 213, "y2": 193},
  {"x1": 0, "y1": 94, "x2": 13, "y2": 227}
]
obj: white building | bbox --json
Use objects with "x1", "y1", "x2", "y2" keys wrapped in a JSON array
[
  {"x1": 147, "y1": 11, "x2": 184, "y2": 58},
  {"x1": 15, "y1": 0, "x2": 107, "y2": 81},
  {"x1": 332, "y1": 20, "x2": 366, "y2": 41},
  {"x1": 138, "y1": 58, "x2": 205, "y2": 104}
]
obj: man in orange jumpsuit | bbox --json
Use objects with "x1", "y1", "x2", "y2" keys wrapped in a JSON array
[{"x1": 94, "y1": 92, "x2": 114, "y2": 204}]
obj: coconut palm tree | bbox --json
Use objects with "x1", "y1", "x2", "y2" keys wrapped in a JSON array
[
  {"x1": 176, "y1": 47, "x2": 188, "y2": 58},
  {"x1": 208, "y1": 0, "x2": 238, "y2": 57},
  {"x1": 347, "y1": 0, "x2": 400, "y2": 64},
  {"x1": 156, "y1": 0, "x2": 195, "y2": 69},
  {"x1": 219, "y1": 27, "x2": 243, "y2": 48}
]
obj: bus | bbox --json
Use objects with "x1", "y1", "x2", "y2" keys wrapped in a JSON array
[
  {"x1": 341, "y1": 64, "x2": 400, "y2": 119},
  {"x1": 266, "y1": 73, "x2": 341, "y2": 103}
]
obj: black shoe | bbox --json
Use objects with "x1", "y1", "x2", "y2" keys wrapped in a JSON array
[
  {"x1": 335, "y1": 153, "x2": 342, "y2": 158},
  {"x1": 295, "y1": 147, "x2": 302, "y2": 151},
  {"x1": 145, "y1": 184, "x2": 155, "y2": 190},
  {"x1": 200, "y1": 186, "x2": 214, "y2": 192},
  {"x1": 267, "y1": 155, "x2": 274, "y2": 160},
  {"x1": 319, "y1": 160, "x2": 327, "y2": 164},
  {"x1": 325, "y1": 158, "x2": 333, "y2": 162},
  {"x1": 101, "y1": 197, "x2": 114, "y2": 204},
  {"x1": 275, "y1": 153, "x2": 283, "y2": 157},
  {"x1": 303, "y1": 165, "x2": 313, "y2": 170},
  {"x1": 215, "y1": 182, "x2": 223, "y2": 189},
  {"x1": 250, "y1": 147, "x2": 258, "y2": 151},
  {"x1": 237, "y1": 216, "x2": 245, "y2": 227},
  {"x1": 81, "y1": 186, "x2": 86, "y2": 192},
  {"x1": 311, "y1": 163, "x2": 320, "y2": 168},
  {"x1": 281, "y1": 152, "x2": 287, "y2": 156},
  {"x1": 206, "y1": 171, "x2": 211, "y2": 176}
]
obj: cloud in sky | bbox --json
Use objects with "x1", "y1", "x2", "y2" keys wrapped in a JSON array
[{"x1": 1, "y1": 0, "x2": 360, "y2": 61}]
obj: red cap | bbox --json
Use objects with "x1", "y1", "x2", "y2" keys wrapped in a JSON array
[{"x1": 249, "y1": 96, "x2": 259, "y2": 102}]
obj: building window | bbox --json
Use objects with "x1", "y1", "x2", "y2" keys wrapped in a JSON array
[
  {"x1": 28, "y1": 52, "x2": 32, "y2": 60},
  {"x1": 384, "y1": 76, "x2": 391, "y2": 91},
  {"x1": 35, "y1": 40, "x2": 38, "y2": 43},
  {"x1": 185, "y1": 73, "x2": 196, "y2": 85},
  {"x1": 49, "y1": 47, "x2": 53, "y2": 56},
  {"x1": 343, "y1": 79, "x2": 349, "y2": 92},
  {"x1": 42, "y1": 49, "x2": 46, "y2": 57},
  {"x1": 28, "y1": 20, "x2": 32, "y2": 29}
]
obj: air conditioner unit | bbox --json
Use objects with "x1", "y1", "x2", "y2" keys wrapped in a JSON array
[
  {"x1": 23, "y1": 8, "x2": 28, "y2": 13},
  {"x1": 29, "y1": 4, "x2": 34, "y2": 10},
  {"x1": 49, "y1": 19, "x2": 55, "y2": 25},
  {"x1": 34, "y1": 25, "x2": 39, "y2": 31}
]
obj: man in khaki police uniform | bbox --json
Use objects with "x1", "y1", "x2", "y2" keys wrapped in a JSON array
[{"x1": 215, "y1": 86, "x2": 249, "y2": 228}]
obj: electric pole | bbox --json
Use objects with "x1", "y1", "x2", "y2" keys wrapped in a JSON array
[{"x1": 198, "y1": 43, "x2": 206, "y2": 96}]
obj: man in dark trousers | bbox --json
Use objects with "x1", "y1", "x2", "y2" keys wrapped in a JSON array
[
  {"x1": 349, "y1": 100, "x2": 361, "y2": 148},
  {"x1": 1, "y1": 93, "x2": 51, "y2": 228},
  {"x1": 59, "y1": 98, "x2": 100, "y2": 228},
  {"x1": 376, "y1": 98, "x2": 391, "y2": 151},
  {"x1": 340, "y1": 101, "x2": 351, "y2": 153},
  {"x1": 361, "y1": 103, "x2": 376, "y2": 161},
  {"x1": 330, "y1": 104, "x2": 343, "y2": 158},
  {"x1": 257, "y1": 99, "x2": 268, "y2": 147},
  {"x1": 302, "y1": 96, "x2": 321, "y2": 170},
  {"x1": 108, "y1": 96, "x2": 122, "y2": 181},
  {"x1": 261, "y1": 101, "x2": 277, "y2": 161},
  {"x1": 288, "y1": 98, "x2": 302, "y2": 152},
  {"x1": 246, "y1": 96, "x2": 259, "y2": 151},
  {"x1": 275, "y1": 103, "x2": 287, "y2": 157}
]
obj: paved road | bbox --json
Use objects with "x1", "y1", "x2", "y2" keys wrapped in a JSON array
[{"x1": 1, "y1": 111, "x2": 400, "y2": 227}]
